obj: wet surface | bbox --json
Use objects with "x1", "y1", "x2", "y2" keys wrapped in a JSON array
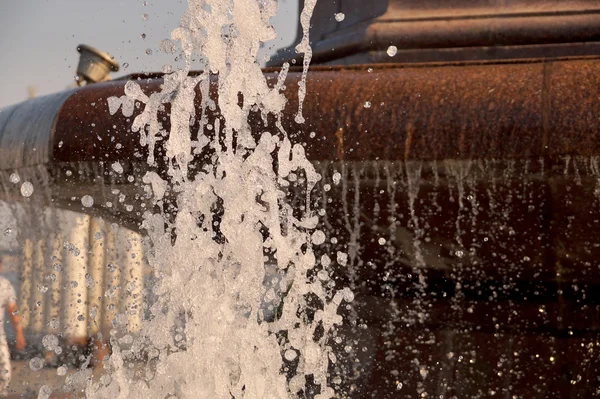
[{"x1": 2, "y1": 56, "x2": 600, "y2": 398}]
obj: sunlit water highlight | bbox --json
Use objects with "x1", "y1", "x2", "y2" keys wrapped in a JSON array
[{"x1": 87, "y1": 1, "x2": 352, "y2": 398}]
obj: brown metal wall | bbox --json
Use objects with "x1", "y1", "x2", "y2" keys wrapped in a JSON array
[
  {"x1": 2, "y1": 57, "x2": 600, "y2": 397},
  {"x1": 52, "y1": 58, "x2": 600, "y2": 165}
]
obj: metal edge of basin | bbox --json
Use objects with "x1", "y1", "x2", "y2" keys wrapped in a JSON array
[{"x1": 1, "y1": 56, "x2": 600, "y2": 229}]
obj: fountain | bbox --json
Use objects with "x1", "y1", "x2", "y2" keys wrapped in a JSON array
[{"x1": 0, "y1": 0, "x2": 600, "y2": 397}]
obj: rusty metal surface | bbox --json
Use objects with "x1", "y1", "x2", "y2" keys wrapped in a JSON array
[
  {"x1": 312, "y1": 155, "x2": 600, "y2": 397},
  {"x1": 308, "y1": 155, "x2": 600, "y2": 398},
  {"x1": 295, "y1": 62, "x2": 545, "y2": 161},
  {"x1": 2, "y1": 57, "x2": 600, "y2": 397},
  {"x1": 52, "y1": 82, "x2": 147, "y2": 163},
  {"x1": 46, "y1": 58, "x2": 600, "y2": 166},
  {"x1": 0, "y1": 90, "x2": 74, "y2": 170},
  {"x1": 270, "y1": 0, "x2": 600, "y2": 65},
  {"x1": 289, "y1": 58, "x2": 600, "y2": 162},
  {"x1": 334, "y1": 42, "x2": 600, "y2": 65},
  {"x1": 0, "y1": 57, "x2": 599, "y2": 242},
  {"x1": 0, "y1": 57, "x2": 600, "y2": 228}
]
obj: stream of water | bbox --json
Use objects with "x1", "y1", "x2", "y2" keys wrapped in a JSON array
[{"x1": 87, "y1": 1, "x2": 352, "y2": 398}]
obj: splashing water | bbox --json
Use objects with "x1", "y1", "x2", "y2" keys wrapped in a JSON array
[{"x1": 91, "y1": 1, "x2": 352, "y2": 398}]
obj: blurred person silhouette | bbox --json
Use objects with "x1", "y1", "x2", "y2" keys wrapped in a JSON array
[{"x1": 0, "y1": 260, "x2": 25, "y2": 397}]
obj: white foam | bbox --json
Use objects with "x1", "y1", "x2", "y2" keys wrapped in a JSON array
[{"x1": 87, "y1": 1, "x2": 351, "y2": 398}]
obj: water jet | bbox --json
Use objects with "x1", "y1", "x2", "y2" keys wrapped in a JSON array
[{"x1": 1, "y1": 0, "x2": 600, "y2": 397}]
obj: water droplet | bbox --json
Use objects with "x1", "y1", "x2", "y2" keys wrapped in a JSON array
[
  {"x1": 77, "y1": 314, "x2": 85, "y2": 321},
  {"x1": 311, "y1": 230, "x2": 326, "y2": 245},
  {"x1": 284, "y1": 349, "x2": 297, "y2": 361},
  {"x1": 38, "y1": 385, "x2": 52, "y2": 399},
  {"x1": 334, "y1": 13, "x2": 345, "y2": 22},
  {"x1": 81, "y1": 195, "x2": 94, "y2": 207},
  {"x1": 70, "y1": 281, "x2": 78, "y2": 288},
  {"x1": 20, "y1": 182, "x2": 34, "y2": 197},
  {"x1": 123, "y1": 62, "x2": 130, "y2": 69},
  {"x1": 4, "y1": 228, "x2": 12, "y2": 237},
  {"x1": 9, "y1": 173, "x2": 20, "y2": 184},
  {"x1": 332, "y1": 172, "x2": 341, "y2": 185},
  {"x1": 387, "y1": 45, "x2": 398, "y2": 57},
  {"x1": 146, "y1": 48, "x2": 153, "y2": 55},
  {"x1": 343, "y1": 288, "x2": 355, "y2": 302},
  {"x1": 324, "y1": 184, "x2": 331, "y2": 192},
  {"x1": 142, "y1": 13, "x2": 149, "y2": 21},
  {"x1": 85, "y1": 273, "x2": 95, "y2": 288},
  {"x1": 66, "y1": 170, "x2": 72, "y2": 176},
  {"x1": 29, "y1": 357, "x2": 44, "y2": 371},
  {"x1": 58, "y1": 141, "x2": 63, "y2": 148},
  {"x1": 38, "y1": 285, "x2": 48, "y2": 293},
  {"x1": 121, "y1": 335, "x2": 134, "y2": 345},
  {"x1": 378, "y1": 238, "x2": 386, "y2": 245},
  {"x1": 337, "y1": 252, "x2": 348, "y2": 266},
  {"x1": 317, "y1": 270, "x2": 329, "y2": 281},
  {"x1": 160, "y1": 39, "x2": 176, "y2": 54},
  {"x1": 57, "y1": 365, "x2": 67, "y2": 376},
  {"x1": 364, "y1": 101, "x2": 371, "y2": 108},
  {"x1": 42, "y1": 334, "x2": 59, "y2": 351},
  {"x1": 396, "y1": 382, "x2": 403, "y2": 390}
]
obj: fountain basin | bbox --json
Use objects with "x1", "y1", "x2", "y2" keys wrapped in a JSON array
[
  {"x1": 2, "y1": 56, "x2": 600, "y2": 396},
  {"x1": 2, "y1": 58, "x2": 600, "y2": 222}
]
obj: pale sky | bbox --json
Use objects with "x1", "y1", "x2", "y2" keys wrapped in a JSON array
[{"x1": 0, "y1": 0, "x2": 299, "y2": 108}]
